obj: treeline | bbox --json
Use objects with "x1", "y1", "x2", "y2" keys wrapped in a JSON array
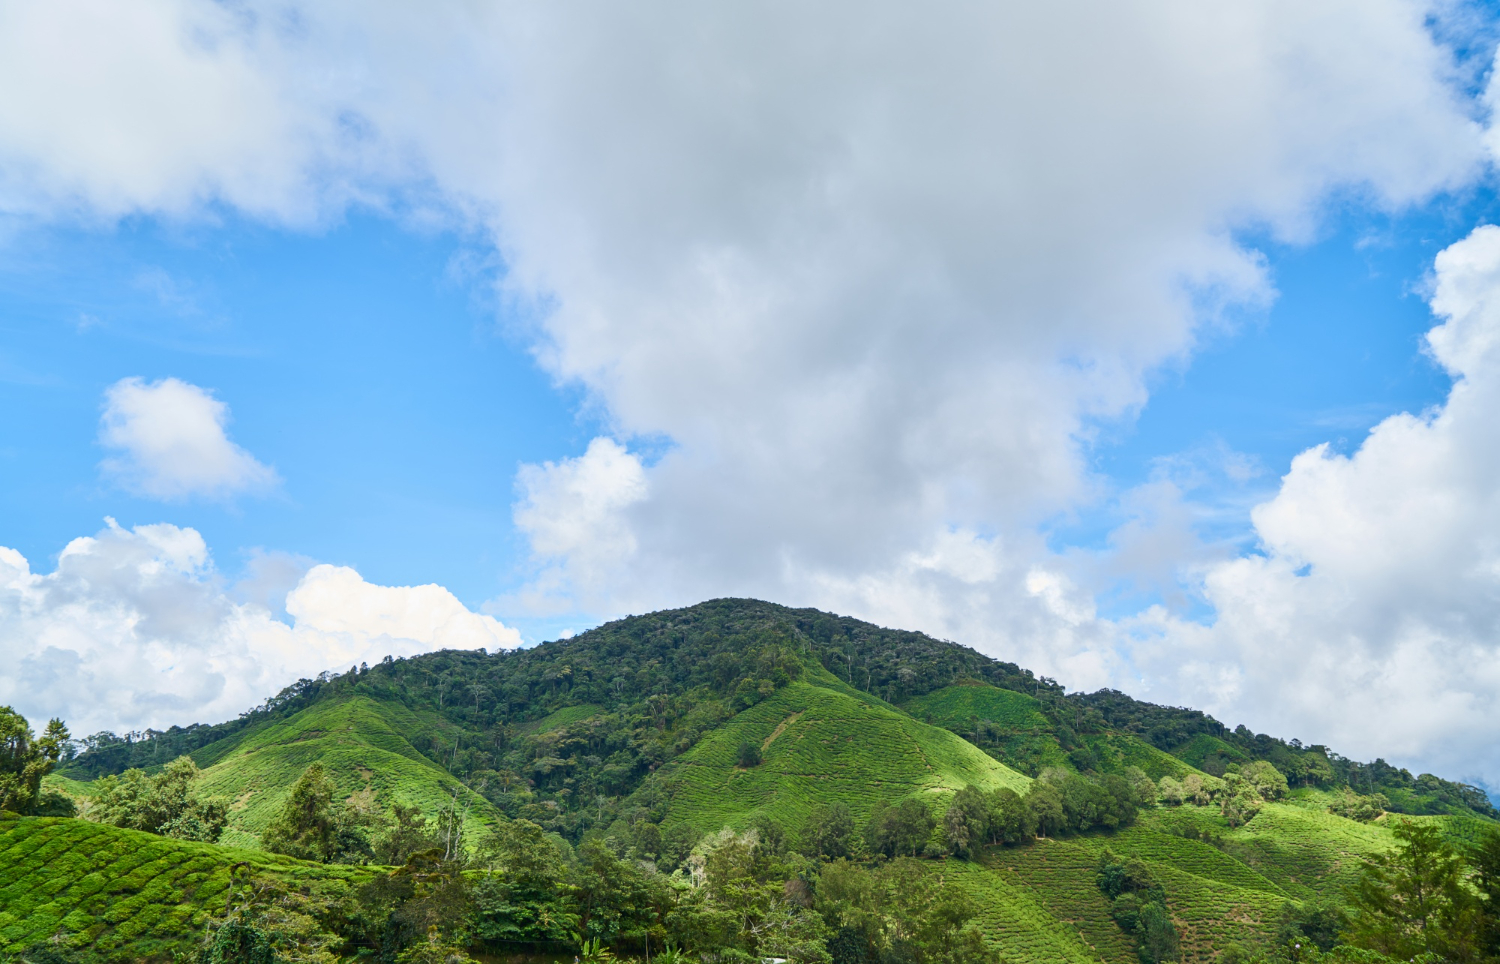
[{"x1": 1071, "y1": 688, "x2": 1497, "y2": 819}]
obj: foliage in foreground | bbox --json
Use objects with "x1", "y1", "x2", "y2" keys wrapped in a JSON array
[
  {"x1": 87, "y1": 755, "x2": 228, "y2": 842},
  {"x1": 0, "y1": 708, "x2": 70, "y2": 816}
]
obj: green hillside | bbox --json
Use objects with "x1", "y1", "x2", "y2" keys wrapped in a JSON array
[
  {"x1": 185, "y1": 694, "x2": 497, "y2": 848},
  {"x1": 13, "y1": 597, "x2": 1499, "y2": 964},
  {"x1": 650, "y1": 677, "x2": 1029, "y2": 834},
  {"x1": 0, "y1": 816, "x2": 369, "y2": 960}
]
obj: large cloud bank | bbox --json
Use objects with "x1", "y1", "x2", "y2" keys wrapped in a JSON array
[
  {"x1": 2, "y1": 1, "x2": 1500, "y2": 778},
  {"x1": 1122, "y1": 226, "x2": 1500, "y2": 784},
  {"x1": 0, "y1": 520, "x2": 519, "y2": 736}
]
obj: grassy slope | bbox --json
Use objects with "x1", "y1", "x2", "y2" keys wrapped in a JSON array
[
  {"x1": 0, "y1": 816, "x2": 369, "y2": 959},
  {"x1": 654, "y1": 678, "x2": 1030, "y2": 835},
  {"x1": 904, "y1": 683, "x2": 1072, "y2": 775},
  {"x1": 987, "y1": 823, "x2": 1286, "y2": 963},
  {"x1": 1083, "y1": 732, "x2": 1203, "y2": 781},
  {"x1": 188, "y1": 695, "x2": 497, "y2": 848},
  {"x1": 521, "y1": 704, "x2": 605, "y2": 736},
  {"x1": 904, "y1": 683, "x2": 1051, "y2": 731}
]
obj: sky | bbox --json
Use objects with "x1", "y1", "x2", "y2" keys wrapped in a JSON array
[{"x1": 5, "y1": 2, "x2": 1500, "y2": 791}]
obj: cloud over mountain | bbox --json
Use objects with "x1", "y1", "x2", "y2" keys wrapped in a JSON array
[
  {"x1": 0, "y1": 520, "x2": 519, "y2": 736},
  {"x1": 1125, "y1": 225, "x2": 1500, "y2": 785},
  {"x1": 1, "y1": 1, "x2": 1498, "y2": 780}
]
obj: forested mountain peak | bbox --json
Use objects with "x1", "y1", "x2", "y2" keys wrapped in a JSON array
[
  {"x1": 62, "y1": 597, "x2": 1494, "y2": 823},
  {"x1": 18, "y1": 597, "x2": 1500, "y2": 963}
]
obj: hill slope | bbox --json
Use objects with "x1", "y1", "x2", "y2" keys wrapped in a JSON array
[
  {"x1": 188, "y1": 694, "x2": 498, "y2": 848},
  {"x1": 0, "y1": 816, "x2": 370, "y2": 959},
  {"x1": 33, "y1": 597, "x2": 1500, "y2": 963},
  {"x1": 649, "y1": 675, "x2": 1030, "y2": 834}
]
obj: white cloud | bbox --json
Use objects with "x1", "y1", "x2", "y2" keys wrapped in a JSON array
[
  {"x1": 2, "y1": 1, "x2": 1500, "y2": 781},
  {"x1": 288, "y1": 564, "x2": 520, "y2": 653},
  {"x1": 0, "y1": 521, "x2": 519, "y2": 736},
  {"x1": 510, "y1": 438, "x2": 648, "y2": 614},
  {"x1": 484, "y1": 1, "x2": 1484, "y2": 615},
  {"x1": 1116, "y1": 224, "x2": 1500, "y2": 784},
  {"x1": 99, "y1": 376, "x2": 278, "y2": 500}
]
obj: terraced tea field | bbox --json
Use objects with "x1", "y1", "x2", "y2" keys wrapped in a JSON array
[
  {"x1": 1218, "y1": 803, "x2": 1394, "y2": 898},
  {"x1": 188, "y1": 695, "x2": 497, "y2": 848},
  {"x1": 0, "y1": 816, "x2": 369, "y2": 959},
  {"x1": 904, "y1": 683, "x2": 1052, "y2": 731},
  {"x1": 656, "y1": 680, "x2": 1031, "y2": 833},
  {"x1": 942, "y1": 859, "x2": 1113, "y2": 963},
  {"x1": 994, "y1": 828, "x2": 1288, "y2": 964},
  {"x1": 521, "y1": 703, "x2": 606, "y2": 735},
  {"x1": 1081, "y1": 733, "x2": 1201, "y2": 781},
  {"x1": 984, "y1": 838, "x2": 1138, "y2": 962}
]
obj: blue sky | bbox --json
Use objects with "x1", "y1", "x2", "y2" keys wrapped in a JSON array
[
  {"x1": 7, "y1": 2, "x2": 1500, "y2": 787},
  {"x1": 2, "y1": 199, "x2": 1482, "y2": 624},
  {"x1": 2, "y1": 215, "x2": 582, "y2": 616}
]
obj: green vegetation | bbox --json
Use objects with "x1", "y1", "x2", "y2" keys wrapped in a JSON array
[
  {"x1": 185, "y1": 695, "x2": 496, "y2": 850},
  {"x1": 0, "y1": 815, "x2": 370, "y2": 960},
  {"x1": 89, "y1": 756, "x2": 227, "y2": 842},
  {"x1": 12, "y1": 597, "x2": 1500, "y2": 963},
  {"x1": 640, "y1": 678, "x2": 1028, "y2": 837},
  {"x1": 0, "y1": 709, "x2": 70, "y2": 816}
]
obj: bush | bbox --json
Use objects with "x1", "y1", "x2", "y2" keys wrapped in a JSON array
[
  {"x1": 199, "y1": 920, "x2": 277, "y2": 964},
  {"x1": 736, "y1": 741, "x2": 763, "y2": 768},
  {"x1": 89, "y1": 755, "x2": 227, "y2": 842}
]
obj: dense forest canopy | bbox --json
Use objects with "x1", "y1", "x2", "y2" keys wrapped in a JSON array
[{"x1": 61, "y1": 598, "x2": 1495, "y2": 825}]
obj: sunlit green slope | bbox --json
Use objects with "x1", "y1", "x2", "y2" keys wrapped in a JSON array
[
  {"x1": 651, "y1": 675, "x2": 1031, "y2": 834},
  {"x1": 186, "y1": 694, "x2": 497, "y2": 848},
  {"x1": 0, "y1": 816, "x2": 369, "y2": 959}
]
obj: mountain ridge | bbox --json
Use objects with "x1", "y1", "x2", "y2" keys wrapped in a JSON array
[{"x1": 58, "y1": 597, "x2": 1496, "y2": 823}]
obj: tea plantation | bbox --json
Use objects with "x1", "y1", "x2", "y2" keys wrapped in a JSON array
[
  {"x1": 653, "y1": 677, "x2": 1030, "y2": 834},
  {"x1": 0, "y1": 817, "x2": 368, "y2": 959},
  {"x1": 185, "y1": 695, "x2": 498, "y2": 848}
]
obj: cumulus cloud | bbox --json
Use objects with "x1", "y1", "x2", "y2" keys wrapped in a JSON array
[
  {"x1": 1117, "y1": 224, "x2": 1500, "y2": 783},
  {"x1": 3, "y1": 2, "x2": 1500, "y2": 780},
  {"x1": 99, "y1": 376, "x2": 278, "y2": 500},
  {"x1": 0, "y1": 520, "x2": 519, "y2": 736},
  {"x1": 511, "y1": 438, "x2": 647, "y2": 613},
  {"x1": 485, "y1": 2, "x2": 1484, "y2": 615}
]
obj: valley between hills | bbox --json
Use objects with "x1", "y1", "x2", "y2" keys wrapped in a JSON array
[{"x1": 3, "y1": 598, "x2": 1497, "y2": 964}]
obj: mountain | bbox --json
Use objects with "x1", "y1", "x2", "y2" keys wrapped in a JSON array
[{"x1": 16, "y1": 597, "x2": 1499, "y2": 963}]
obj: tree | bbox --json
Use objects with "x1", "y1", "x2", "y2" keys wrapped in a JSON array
[
  {"x1": 1026, "y1": 782, "x2": 1066, "y2": 838},
  {"x1": 262, "y1": 763, "x2": 339, "y2": 862},
  {"x1": 1345, "y1": 820, "x2": 1477, "y2": 962},
  {"x1": 0, "y1": 708, "x2": 69, "y2": 815},
  {"x1": 1241, "y1": 761, "x2": 1289, "y2": 801},
  {"x1": 737, "y1": 741, "x2": 763, "y2": 768},
  {"x1": 942, "y1": 785, "x2": 990, "y2": 858},
  {"x1": 804, "y1": 802, "x2": 856, "y2": 860},
  {"x1": 1097, "y1": 850, "x2": 1179, "y2": 964},
  {"x1": 473, "y1": 819, "x2": 579, "y2": 949},
  {"x1": 985, "y1": 787, "x2": 1035, "y2": 845},
  {"x1": 1472, "y1": 826, "x2": 1500, "y2": 959},
  {"x1": 865, "y1": 799, "x2": 934, "y2": 858},
  {"x1": 90, "y1": 755, "x2": 227, "y2": 841},
  {"x1": 199, "y1": 919, "x2": 277, "y2": 964},
  {"x1": 377, "y1": 804, "x2": 441, "y2": 866},
  {"x1": 1219, "y1": 776, "x2": 1262, "y2": 829},
  {"x1": 1123, "y1": 766, "x2": 1158, "y2": 807}
]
